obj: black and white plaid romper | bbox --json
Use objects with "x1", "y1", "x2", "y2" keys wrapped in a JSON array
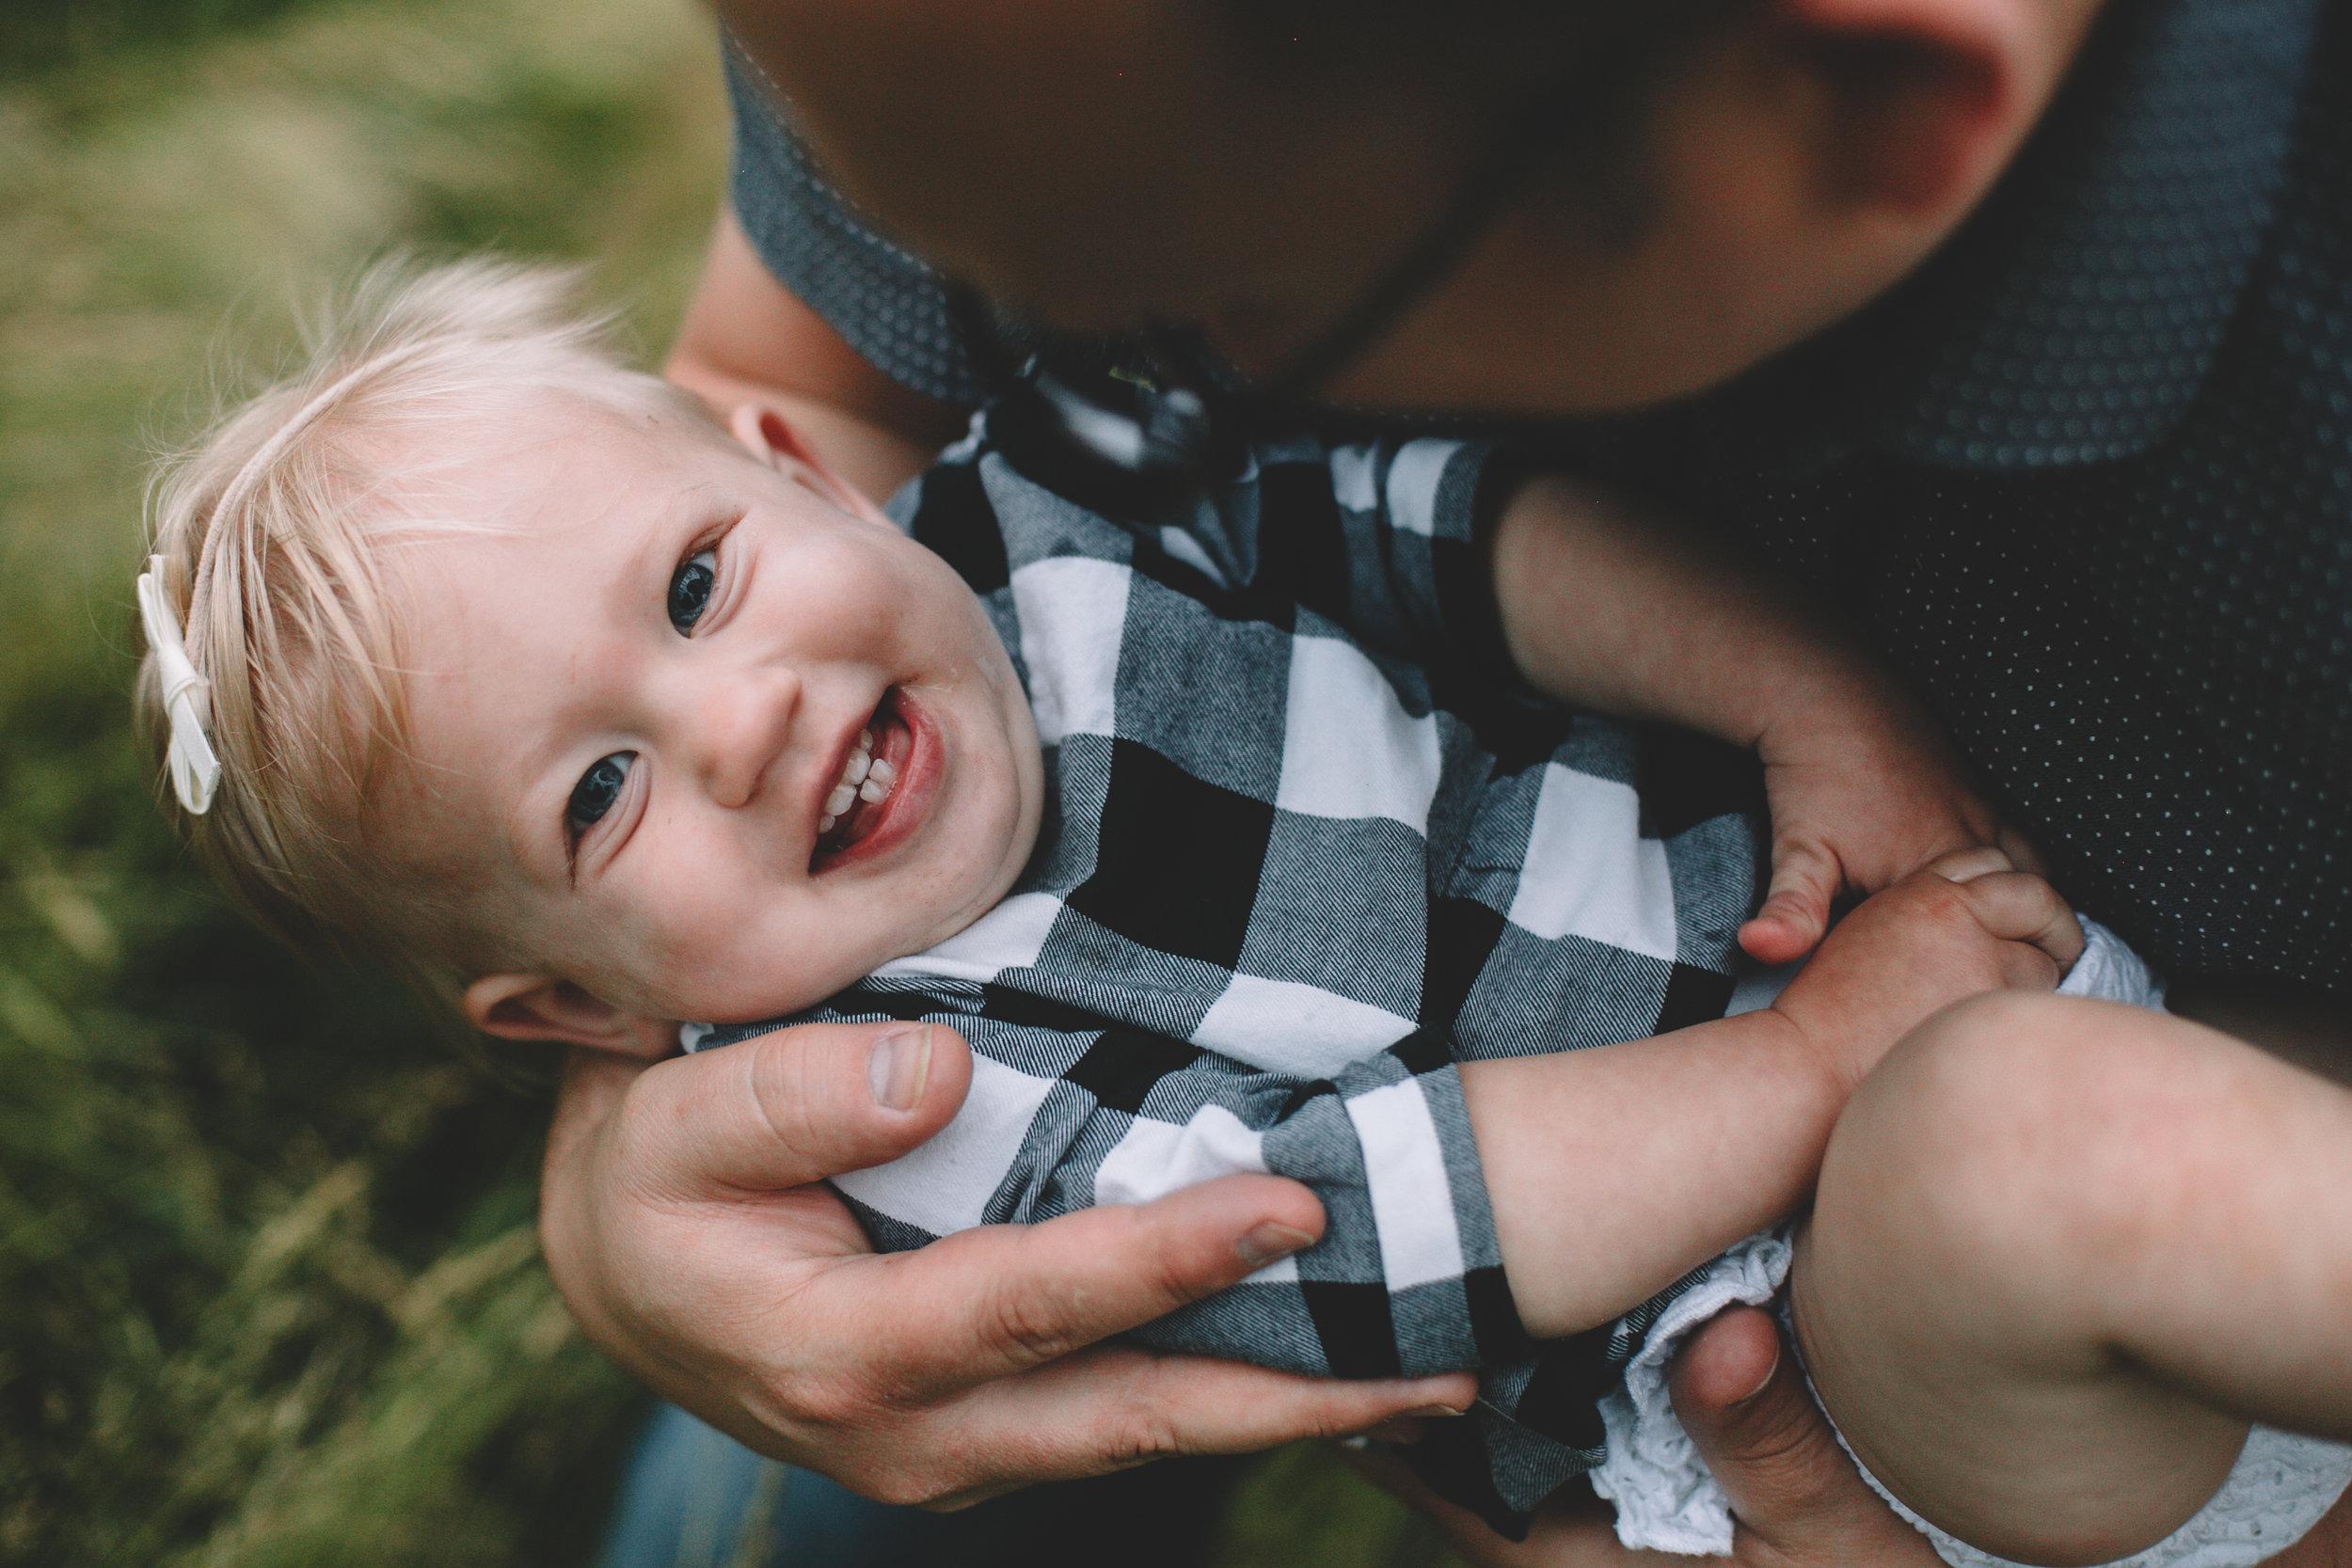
[{"x1": 691, "y1": 417, "x2": 1764, "y2": 1531}]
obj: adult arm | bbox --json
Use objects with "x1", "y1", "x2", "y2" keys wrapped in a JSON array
[
  {"x1": 1486, "y1": 472, "x2": 2034, "y2": 961},
  {"x1": 1351, "y1": 1307, "x2": 1946, "y2": 1566},
  {"x1": 538, "y1": 1021, "x2": 1474, "y2": 1506}
]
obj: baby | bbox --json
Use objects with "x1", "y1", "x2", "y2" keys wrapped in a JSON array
[{"x1": 138, "y1": 262, "x2": 2352, "y2": 1565}]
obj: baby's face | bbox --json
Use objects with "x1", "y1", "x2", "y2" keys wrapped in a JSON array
[{"x1": 381, "y1": 400, "x2": 1041, "y2": 1037}]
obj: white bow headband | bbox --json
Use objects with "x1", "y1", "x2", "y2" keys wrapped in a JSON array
[{"x1": 136, "y1": 556, "x2": 222, "y2": 816}]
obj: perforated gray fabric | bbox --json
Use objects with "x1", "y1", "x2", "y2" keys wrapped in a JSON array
[
  {"x1": 1602, "y1": 0, "x2": 2351, "y2": 986},
  {"x1": 724, "y1": 43, "x2": 986, "y2": 405}
]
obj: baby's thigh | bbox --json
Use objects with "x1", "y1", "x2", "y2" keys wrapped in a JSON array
[{"x1": 1791, "y1": 992, "x2": 2255, "y2": 1565}]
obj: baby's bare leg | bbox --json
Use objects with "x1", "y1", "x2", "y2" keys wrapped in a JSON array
[{"x1": 1793, "y1": 992, "x2": 2352, "y2": 1566}]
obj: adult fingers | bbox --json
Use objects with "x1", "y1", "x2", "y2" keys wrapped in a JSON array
[
  {"x1": 1668, "y1": 1307, "x2": 1939, "y2": 1567},
  {"x1": 1741, "y1": 839, "x2": 1839, "y2": 965},
  {"x1": 850, "y1": 1171, "x2": 1343, "y2": 1396},
  {"x1": 614, "y1": 1021, "x2": 975, "y2": 1203},
  {"x1": 1918, "y1": 846, "x2": 2015, "y2": 884},
  {"x1": 916, "y1": 1345, "x2": 1477, "y2": 1508}
]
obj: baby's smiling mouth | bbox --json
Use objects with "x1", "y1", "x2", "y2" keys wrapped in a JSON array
[{"x1": 813, "y1": 689, "x2": 910, "y2": 859}]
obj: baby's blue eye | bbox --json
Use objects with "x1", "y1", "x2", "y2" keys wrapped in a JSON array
[
  {"x1": 568, "y1": 752, "x2": 633, "y2": 833},
  {"x1": 669, "y1": 549, "x2": 718, "y2": 634}
]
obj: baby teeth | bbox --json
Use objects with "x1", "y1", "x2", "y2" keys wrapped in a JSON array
[{"x1": 818, "y1": 726, "x2": 898, "y2": 837}]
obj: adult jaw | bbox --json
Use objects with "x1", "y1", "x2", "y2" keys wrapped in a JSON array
[{"x1": 713, "y1": 0, "x2": 2107, "y2": 419}]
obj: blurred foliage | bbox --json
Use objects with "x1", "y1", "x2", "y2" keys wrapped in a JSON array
[
  {"x1": 0, "y1": 0, "x2": 724, "y2": 1560},
  {"x1": 2, "y1": 0, "x2": 321, "y2": 79},
  {"x1": 1210, "y1": 1444, "x2": 1465, "y2": 1568}
]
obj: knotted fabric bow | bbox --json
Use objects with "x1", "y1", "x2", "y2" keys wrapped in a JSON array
[{"x1": 135, "y1": 555, "x2": 222, "y2": 815}]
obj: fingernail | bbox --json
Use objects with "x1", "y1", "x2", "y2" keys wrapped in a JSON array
[
  {"x1": 868, "y1": 1026, "x2": 931, "y2": 1112},
  {"x1": 1404, "y1": 1403, "x2": 1468, "y2": 1418},
  {"x1": 1234, "y1": 1220, "x2": 1316, "y2": 1270},
  {"x1": 1730, "y1": 1341, "x2": 1782, "y2": 1404}
]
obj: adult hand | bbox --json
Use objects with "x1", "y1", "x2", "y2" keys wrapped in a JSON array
[
  {"x1": 1358, "y1": 1307, "x2": 2352, "y2": 1566},
  {"x1": 1743, "y1": 686, "x2": 2048, "y2": 967},
  {"x1": 539, "y1": 1021, "x2": 1475, "y2": 1508},
  {"x1": 1348, "y1": 1306, "x2": 1941, "y2": 1566}
]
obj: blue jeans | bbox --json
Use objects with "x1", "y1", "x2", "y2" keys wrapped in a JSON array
[{"x1": 597, "y1": 1403, "x2": 1247, "y2": 1568}]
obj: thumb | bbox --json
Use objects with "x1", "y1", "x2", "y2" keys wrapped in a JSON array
[
  {"x1": 1668, "y1": 1307, "x2": 1930, "y2": 1562},
  {"x1": 615, "y1": 1022, "x2": 974, "y2": 1201},
  {"x1": 1741, "y1": 839, "x2": 1840, "y2": 964}
]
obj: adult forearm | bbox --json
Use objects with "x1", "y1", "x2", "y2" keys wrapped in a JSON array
[{"x1": 1488, "y1": 472, "x2": 1892, "y2": 749}]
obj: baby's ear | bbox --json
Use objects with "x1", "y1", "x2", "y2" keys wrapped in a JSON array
[
  {"x1": 727, "y1": 403, "x2": 897, "y2": 528},
  {"x1": 463, "y1": 973, "x2": 675, "y2": 1058}
]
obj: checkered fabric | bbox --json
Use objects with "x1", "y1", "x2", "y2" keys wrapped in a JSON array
[{"x1": 690, "y1": 420, "x2": 1762, "y2": 1532}]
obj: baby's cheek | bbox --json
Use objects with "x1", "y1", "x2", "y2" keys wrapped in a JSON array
[
  {"x1": 798, "y1": 541, "x2": 917, "y2": 656},
  {"x1": 646, "y1": 905, "x2": 860, "y2": 1024},
  {"x1": 579, "y1": 889, "x2": 734, "y2": 1015}
]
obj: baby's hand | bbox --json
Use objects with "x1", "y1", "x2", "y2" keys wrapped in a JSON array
[
  {"x1": 1772, "y1": 847, "x2": 2084, "y2": 1090},
  {"x1": 1740, "y1": 685, "x2": 2042, "y2": 965}
]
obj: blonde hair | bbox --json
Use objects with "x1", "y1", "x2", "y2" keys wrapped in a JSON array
[{"x1": 137, "y1": 257, "x2": 704, "y2": 990}]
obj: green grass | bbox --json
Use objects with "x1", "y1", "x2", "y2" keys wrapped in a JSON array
[
  {"x1": 0, "y1": 3, "x2": 1472, "y2": 1562},
  {"x1": 0, "y1": 0, "x2": 721, "y2": 1560}
]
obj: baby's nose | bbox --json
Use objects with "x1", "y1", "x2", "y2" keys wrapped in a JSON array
[{"x1": 689, "y1": 665, "x2": 802, "y2": 808}]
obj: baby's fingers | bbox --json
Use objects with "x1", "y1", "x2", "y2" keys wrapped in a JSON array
[
  {"x1": 1740, "y1": 839, "x2": 1840, "y2": 965},
  {"x1": 1954, "y1": 870, "x2": 2086, "y2": 977}
]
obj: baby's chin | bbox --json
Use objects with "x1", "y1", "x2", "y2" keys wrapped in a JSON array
[
  {"x1": 644, "y1": 928, "x2": 932, "y2": 1028},
  {"x1": 654, "y1": 886, "x2": 1022, "y2": 1030},
  {"x1": 648, "y1": 968, "x2": 858, "y2": 1030}
]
